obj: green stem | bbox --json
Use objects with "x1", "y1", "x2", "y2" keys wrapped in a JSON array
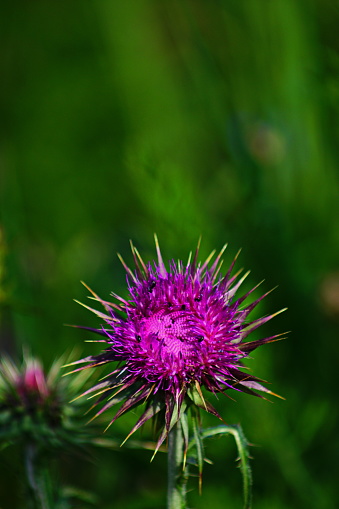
[
  {"x1": 167, "y1": 421, "x2": 187, "y2": 509},
  {"x1": 24, "y1": 443, "x2": 53, "y2": 509}
]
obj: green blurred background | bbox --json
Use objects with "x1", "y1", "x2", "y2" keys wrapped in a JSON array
[{"x1": 1, "y1": 1, "x2": 339, "y2": 507}]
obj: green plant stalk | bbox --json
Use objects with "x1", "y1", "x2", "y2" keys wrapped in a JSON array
[
  {"x1": 167, "y1": 421, "x2": 187, "y2": 509},
  {"x1": 24, "y1": 443, "x2": 54, "y2": 509}
]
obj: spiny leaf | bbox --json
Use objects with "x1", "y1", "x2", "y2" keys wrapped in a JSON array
[
  {"x1": 196, "y1": 424, "x2": 253, "y2": 509},
  {"x1": 180, "y1": 412, "x2": 189, "y2": 470},
  {"x1": 191, "y1": 408, "x2": 204, "y2": 493}
]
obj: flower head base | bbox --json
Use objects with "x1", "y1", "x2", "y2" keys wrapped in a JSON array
[{"x1": 72, "y1": 238, "x2": 284, "y2": 452}]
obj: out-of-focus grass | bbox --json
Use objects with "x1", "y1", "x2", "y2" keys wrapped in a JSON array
[{"x1": 0, "y1": 1, "x2": 339, "y2": 508}]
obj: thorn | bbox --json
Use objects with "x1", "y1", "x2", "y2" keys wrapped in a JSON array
[
  {"x1": 117, "y1": 253, "x2": 137, "y2": 282},
  {"x1": 154, "y1": 234, "x2": 167, "y2": 277},
  {"x1": 195, "y1": 381, "x2": 207, "y2": 411}
]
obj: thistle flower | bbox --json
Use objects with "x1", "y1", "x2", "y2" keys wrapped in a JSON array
[
  {"x1": 71, "y1": 238, "x2": 284, "y2": 452},
  {"x1": 0, "y1": 351, "x2": 102, "y2": 449}
]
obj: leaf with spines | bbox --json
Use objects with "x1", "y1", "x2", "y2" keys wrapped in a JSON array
[{"x1": 188, "y1": 424, "x2": 253, "y2": 509}]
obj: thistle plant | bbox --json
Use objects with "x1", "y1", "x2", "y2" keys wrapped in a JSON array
[
  {"x1": 0, "y1": 352, "x2": 106, "y2": 508},
  {"x1": 70, "y1": 237, "x2": 284, "y2": 508}
]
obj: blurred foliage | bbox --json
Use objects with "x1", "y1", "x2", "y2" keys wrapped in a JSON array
[{"x1": 0, "y1": 0, "x2": 339, "y2": 508}]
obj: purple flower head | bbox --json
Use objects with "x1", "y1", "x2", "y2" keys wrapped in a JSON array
[
  {"x1": 0, "y1": 352, "x2": 110, "y2": 449},
  {"x1": 72, "y1": 238, "x2": 284, "y2": 452},
  {"x1": 0, "y1": 356, "x2": 51, "y2": 410},
  {"x1": 17, "y1": 358, "x2": 50, "y2": 405}
]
